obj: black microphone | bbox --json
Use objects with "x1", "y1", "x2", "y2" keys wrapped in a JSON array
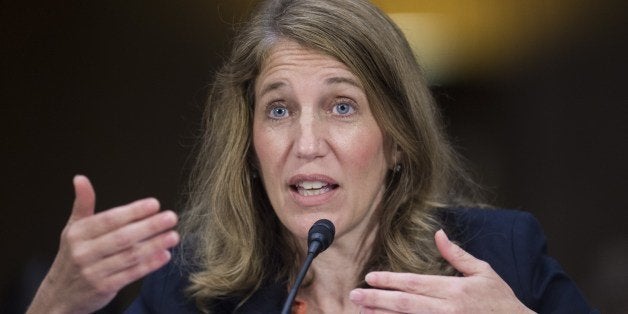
[{"x1": 281, "y1": 219, "x2": 335, "y2": 314}]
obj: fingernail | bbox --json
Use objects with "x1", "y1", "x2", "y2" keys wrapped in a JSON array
[
  {"x1": 73, "y1": 174, "x2": 84, "y2": 184},
  {"x1": 146, "y1": 198, "x2": 160, "y2": 208},
  {"x1": 161, "y1": 211, "x2": 177, "y2": 224},
  {"x1": 349, "y1": 290, "x2": 363, "y2": 302},
  {"x1": 365, "y1": 272, "x2": 376, "y2": 283},
  {"x1": 167, "y1": 231, "x2": 180, "y2": 245},
  {"x1": 438, "y1": 229, "x2": 450, "y2": 242}
]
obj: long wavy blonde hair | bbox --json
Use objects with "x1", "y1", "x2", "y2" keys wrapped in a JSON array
[{"x1": 179, "y1": 0, "x2": 479, "y2": 311}]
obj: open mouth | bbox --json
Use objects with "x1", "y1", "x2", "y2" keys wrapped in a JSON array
[{"x1": 291, "y1": 180, "x2": 339, "y2": 196}]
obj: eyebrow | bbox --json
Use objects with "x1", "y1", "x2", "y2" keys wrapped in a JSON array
[
  {"x1": 258, "y1": 76, "x2": 362, "y2": 98},
  {"x1": 325, "y1": 76, "x2": 362, "y2": 88},
  {"x1": 258, "y1": 81, "x2": 286, "y2": 98}
]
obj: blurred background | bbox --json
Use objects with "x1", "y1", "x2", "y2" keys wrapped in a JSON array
[{"x1": 1, "y1": 0, "x2": 626, "y2": 313}]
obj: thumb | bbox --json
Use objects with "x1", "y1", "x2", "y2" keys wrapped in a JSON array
[
  {"x1": 69, "y1": 175, "x2": 96, "y2": 223},
  {"x1": 435, "y1": 229, "x2": 487, "y2": 276}
]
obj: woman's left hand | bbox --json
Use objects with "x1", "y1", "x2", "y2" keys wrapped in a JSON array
[{"x1": 349, "y1": 230, "x2": 535, "y2": 314}]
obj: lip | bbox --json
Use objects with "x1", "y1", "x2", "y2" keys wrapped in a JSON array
[{"x1": 288, "y1": 174, "x2": 339, "y2": 207}]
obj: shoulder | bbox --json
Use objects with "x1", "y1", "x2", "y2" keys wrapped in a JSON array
[
  {"x1": 440, "y1": 207, "x2": 540, "y2": 260},
  {"x1": 440, "y1": 207, "x2": 597, "y2": 313},
  {"x1": 125, "y1": 248, "x2": 284, "y2": 313},
  {"x1": 440, "y1": 208, "x2": 542, "y2": 292},
  {"x1": 440, "y1": 208, "x2": 536, "y2": 290},
  {"x1": 441, "y1": 207, "x2": 532, "y2": 235}
]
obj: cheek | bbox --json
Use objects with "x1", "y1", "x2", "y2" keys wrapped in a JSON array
[
  {"x1": 253, "y1": 119, "x2": 274, "y2": 163},
  {"x1": 338, "y1": 127, "x2": 387, "y2": 173},
  {"x1": 253, "y1": 123, "x2": 287, "y2": 180},
  {"x1": 252, "y1": 128, "x2": 269, "y2": 167}
]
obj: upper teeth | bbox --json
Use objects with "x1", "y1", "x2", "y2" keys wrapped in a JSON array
[{"x1": 298, "y1": 181, "x2": 327, "y2": 189}]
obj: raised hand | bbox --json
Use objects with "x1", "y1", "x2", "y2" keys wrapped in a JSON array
[
  {"x1": 27, "y1": 175, "x2": 180, "y2": 314},
  {"x1": 349, "y1": 230, "x2": 535, "y2": 314}
]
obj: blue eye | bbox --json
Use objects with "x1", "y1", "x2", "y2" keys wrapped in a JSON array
[
  {"x1": 269, "y1": 106, "x2": 289, "y2": 119},
  {"x1": 333, "y1": 102, "x2": 355, "y2": 115}
]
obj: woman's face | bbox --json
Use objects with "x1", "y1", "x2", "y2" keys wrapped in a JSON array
[{"x1": 253, "y1": 40, "x2": 389, "y2": 244}]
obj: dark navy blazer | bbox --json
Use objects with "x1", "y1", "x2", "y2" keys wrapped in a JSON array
[{"x1": 126, "y1": 208, "x2": 597, "y2": 313}]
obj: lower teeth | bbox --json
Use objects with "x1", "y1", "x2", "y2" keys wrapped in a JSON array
[{"x1": 299, "y1": 187, "x2": 327, "y2": 196}]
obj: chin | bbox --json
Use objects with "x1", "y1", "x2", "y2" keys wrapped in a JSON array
[{"x1": 283, "y1": 212, "x2": 337, "y2": 241}]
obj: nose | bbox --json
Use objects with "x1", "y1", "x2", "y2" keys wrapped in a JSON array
[{"x1": 294, "y1": 112, "x2": 329, "y2": 160}]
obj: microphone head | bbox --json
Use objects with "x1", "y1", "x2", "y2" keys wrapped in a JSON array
[{"x1": 307, "y1": 219, "x2": 335, "y2": 256}]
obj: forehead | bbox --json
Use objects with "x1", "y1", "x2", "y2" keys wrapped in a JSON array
[{"x1": 256, "y1": 40, "x2": 362, "y2": 88}]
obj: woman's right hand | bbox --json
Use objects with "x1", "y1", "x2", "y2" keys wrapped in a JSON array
[{"x1": 27, "y1": 175, "x2": 180, "y2": 314}]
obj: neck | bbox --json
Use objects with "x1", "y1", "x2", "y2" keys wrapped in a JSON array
[{"x1": 297, "y1": 225, "x2": 377, "y2": 313}]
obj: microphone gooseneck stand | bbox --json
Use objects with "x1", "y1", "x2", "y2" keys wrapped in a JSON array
[{"x1": 280, "y1": 219, "x2": 335, "y2": 314}]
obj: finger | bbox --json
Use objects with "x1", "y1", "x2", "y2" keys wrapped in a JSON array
[
  {"x1": 73, "y1": 198, "x2": 161, "y2": 239},
  {"x1": 435, "y1": 229, "x2": 489, "y2": 276},
  {"x1": 364, "y1": 271, "x2": 450, "y2": 298},
  {"x1": 349, "y1": 288, "x2": 442, "y2": 314},
  {"x1": 359, "y1": 306, "x2": 398, "y2": 314},
  {"x1": 86, "y1": 210, "x2": 178, "y2": 260},
  {"x1": 82, "y1": 230, "x2": 179, "y2": 280},
  {"x1": 69, "y1": 175, "x2": 96, "y2": 223},
  {"x1": 98, "y1": 249, "x2": 173, "y2": 294}
]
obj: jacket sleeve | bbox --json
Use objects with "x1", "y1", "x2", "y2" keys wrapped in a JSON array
[{"x1": 511, "y1": 211, "x2": 599, "y2": 314}]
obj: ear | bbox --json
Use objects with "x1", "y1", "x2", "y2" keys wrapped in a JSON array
[
  {"x1": 384, "y1": 137, "x2": 402, "y2": 170},
  {"x1": 247, "y1": 153, "x2": 261, "y2": 179}
]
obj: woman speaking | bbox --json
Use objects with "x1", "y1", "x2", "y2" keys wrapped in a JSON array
[{"x1": 27, "y1": 0, "x2": 596, "y2": 313}]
